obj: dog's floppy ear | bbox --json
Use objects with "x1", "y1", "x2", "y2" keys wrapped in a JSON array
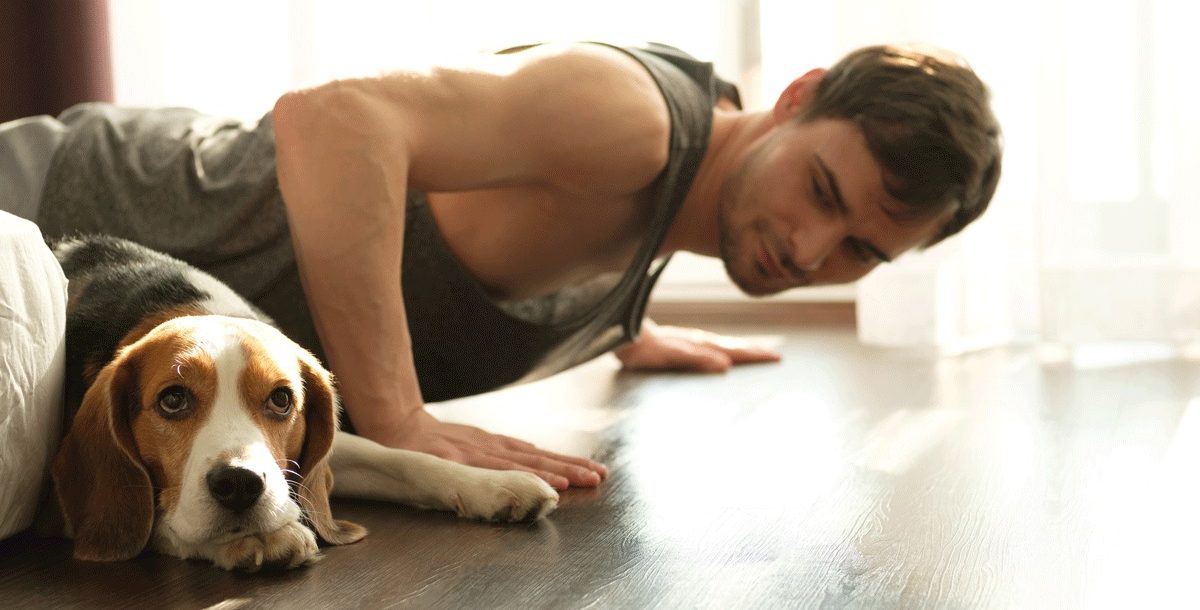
[
  {"x1": 295, "y1": 353, "x2": 366, "y2": 545},
  {"x1": 52, "y1": 349, "x2": 155, "y2": 561}
]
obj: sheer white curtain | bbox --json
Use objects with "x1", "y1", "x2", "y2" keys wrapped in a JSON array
[
  {"x1": 774, "y1": 0, "x2": 1200, "y2": 353},
  {"x1": 108, "y1": 0, "x2": 735, "y2": 119}
]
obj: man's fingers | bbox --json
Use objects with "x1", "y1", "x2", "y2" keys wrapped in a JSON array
[
  {"x1": 496, "y1": 435, "x2": 609, "y2": 479},
  {"x1": 690, "y1": 344, "x2": 733, "y2": 371},
  {"x1": 622, "y1": 337, "x2": 731, "y2": 372},
  {"x1": 500, "y1": 450, "x2": 604, "y2": 488},
  {"x1": 661, "y1": 326, "x2": 781, "y2": 366},
  {"x1": 445, "y1": 427, "x2": 607, "y2": 488},
  {"x1": 662, "y1": 340, "x2": 732, "y2": 372},
  {"x1": 465, "y1": 431, "x2": 607, "y2": 487},
  {"x1": 469, "y1": 454, "x2": 571, "y2": 490},
  {"x1": 698, "y1": 334, "x2": 782, "y2": 363},
  {"x1": 494, "y1": 439, "x2": 608, "y2": 486},
  {"x1": 392, "y1": 417, "x2": 607, "y2": 489},
  {"x1": 712, "y1": 344, "x2": 782, "y2": 364}
]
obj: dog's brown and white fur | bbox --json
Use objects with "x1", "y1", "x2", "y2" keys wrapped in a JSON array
[{"x1": 49, "y1": 236, "x2": 558, "y2": 571}]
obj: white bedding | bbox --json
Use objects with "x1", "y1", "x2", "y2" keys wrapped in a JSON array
[{"x1": 0, "y1": 211, "x2": 66, "y2": 540}]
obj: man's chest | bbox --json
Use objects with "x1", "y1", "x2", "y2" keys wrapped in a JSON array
[{"x1": 425, "y1": 186, "x2": 657, "y2": 300}]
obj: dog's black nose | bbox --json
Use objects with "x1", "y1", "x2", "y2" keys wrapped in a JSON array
[{"x1": 206, "y1": 466, "x2": 265, "y2": 513}]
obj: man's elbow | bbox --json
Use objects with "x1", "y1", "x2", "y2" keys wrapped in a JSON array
[
  {"x1": 274, "y1": 81, "x2": 412, "y2": 158},
  {"x1": 272, "y1": 86, "x2": 329, "y2": 150}
]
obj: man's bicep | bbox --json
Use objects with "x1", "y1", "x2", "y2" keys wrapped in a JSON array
[
  {"x1": 404, "y1": 43, "x2": 670, "y2": 195},
  {"x1": 274, "y1": 51, "x2": 540, "y2": 194},
  {"x1": 276, "y1": 43, "x2": 668, "y2": 195}
]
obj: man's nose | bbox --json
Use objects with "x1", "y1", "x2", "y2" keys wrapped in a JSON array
[{"x1": 788, "y1": 223, "x2": 844, "y2": 272}]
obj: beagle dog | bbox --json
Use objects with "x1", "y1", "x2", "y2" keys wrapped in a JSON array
[{"x1": 49, "y1": 236, "x2": 558, "y2": 571}]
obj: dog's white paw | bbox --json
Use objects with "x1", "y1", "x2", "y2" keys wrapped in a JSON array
[
  {"x1": 453, "y1": 471, "x2": 559, "y2": 522},
  {"x1": 211, "y1": 521, "x2": 320, "y2": 571}
]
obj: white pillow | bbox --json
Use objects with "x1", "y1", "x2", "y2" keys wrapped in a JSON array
[{"x1": 0, "y1": 211, "x2": 66, "y2": 540}]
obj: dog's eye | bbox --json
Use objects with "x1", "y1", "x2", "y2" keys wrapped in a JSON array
[
  {"x1": 266, "y1": 388, "x2": 293, "y2": 415},
  {"x1": 157, "y1": 386, "x2": 192, "y2": 418}
]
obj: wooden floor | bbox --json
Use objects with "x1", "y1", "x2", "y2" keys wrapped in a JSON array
[{"x1": 4, "y1": 322, "x2": 1200, "y2": 609}]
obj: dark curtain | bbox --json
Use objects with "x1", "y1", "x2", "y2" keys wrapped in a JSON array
[{"x1": 0, "y1": 0, "x2": 113, "y2": 123}]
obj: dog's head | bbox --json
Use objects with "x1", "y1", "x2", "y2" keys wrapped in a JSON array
[{"x1": 52, "y1": 314, "x2": 366, "y2": 561}]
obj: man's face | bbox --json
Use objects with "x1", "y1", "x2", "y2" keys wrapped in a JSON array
[{"x1": 718, "y1": 117, "x2": 954, "y2": 296}]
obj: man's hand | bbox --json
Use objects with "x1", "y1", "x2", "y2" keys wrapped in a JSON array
[
  {"x1": 376, "y1": 409, "x2": 608, "y2": 490},
  {"x1": 614, "y1": 319, "x2": 782, "y2": 372}
]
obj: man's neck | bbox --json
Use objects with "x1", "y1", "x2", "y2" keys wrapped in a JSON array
[{"x1": 660, "y1": 109, "x2": 774, "y2": 258}]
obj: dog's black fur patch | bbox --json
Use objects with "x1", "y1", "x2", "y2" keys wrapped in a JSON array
[{"x1": 52, "y1": 235, "x2": 263, "y2": 420}]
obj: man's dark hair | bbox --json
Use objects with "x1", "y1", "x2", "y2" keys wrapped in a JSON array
[{"x1": 801, "y1": 44, "x2": 1002, "y2": 245}]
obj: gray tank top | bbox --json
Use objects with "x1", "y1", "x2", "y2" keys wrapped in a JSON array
[{"x1": 36, "y1": 42, "x2": 739, "y2": 403}]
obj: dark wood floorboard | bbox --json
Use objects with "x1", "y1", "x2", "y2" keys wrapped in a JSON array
[{"x1": 4, "y1": 323, "x2": 1200, "y2": 609}]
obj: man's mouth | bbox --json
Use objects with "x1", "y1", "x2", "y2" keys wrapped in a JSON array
[{"x1": 757, "y1": 244, "x2": 787, "y2": 280}]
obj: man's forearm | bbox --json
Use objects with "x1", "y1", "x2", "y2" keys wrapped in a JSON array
[
  {"x1": 273, "y1": 86, "x2": 424, "y2": 442},
  {"x1": 301, "y1": 257, "x2": 423, "y2": 439}
]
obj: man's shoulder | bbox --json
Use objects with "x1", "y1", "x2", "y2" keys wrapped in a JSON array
[
  {"x1": 499, "y1": 43, "x2": 672, "y2": 198},
  {"x1": 506, "y1": 42, "x2": 663, "y2": 98}
]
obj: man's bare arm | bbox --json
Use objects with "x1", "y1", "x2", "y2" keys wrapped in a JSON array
[
  {"x1": 273, "y1": 81, "x2": 418, "y2": 439},
  {"x1": 269, "y1": 45, "x2": 663, "y2": 487}
]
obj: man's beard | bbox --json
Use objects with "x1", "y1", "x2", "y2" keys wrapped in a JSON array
[{"x1": 717, "y1": 167, "x2": 774, "y2": 297}]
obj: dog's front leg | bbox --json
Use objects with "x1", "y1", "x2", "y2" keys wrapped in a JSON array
[{"x1": 328, "y1": 431, "x2": 559, "y2": 521}]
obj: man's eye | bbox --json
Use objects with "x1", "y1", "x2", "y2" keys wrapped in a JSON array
[
  {"x1": 811, "y1": 178, "x2": 835, "y2": 211},
  {"x1": 847, "y1": 240, "x2": 875, "y2": 264}
]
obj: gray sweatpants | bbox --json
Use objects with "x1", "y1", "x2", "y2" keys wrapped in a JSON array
[
  {"x1": 28, "y1": 103, "x2": 319, "y2": 356},
  {"x1": 0, "y1": 115, "x2": 67, "y2": 222}
]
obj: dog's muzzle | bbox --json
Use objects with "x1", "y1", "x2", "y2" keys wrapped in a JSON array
[{"x1": 206, "y1": 466, "x2": 266, "y2": 513}]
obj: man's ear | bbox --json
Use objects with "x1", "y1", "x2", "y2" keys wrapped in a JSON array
[{"x1": 772, "y1": 68, "x2": 828, "y2": 122}]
